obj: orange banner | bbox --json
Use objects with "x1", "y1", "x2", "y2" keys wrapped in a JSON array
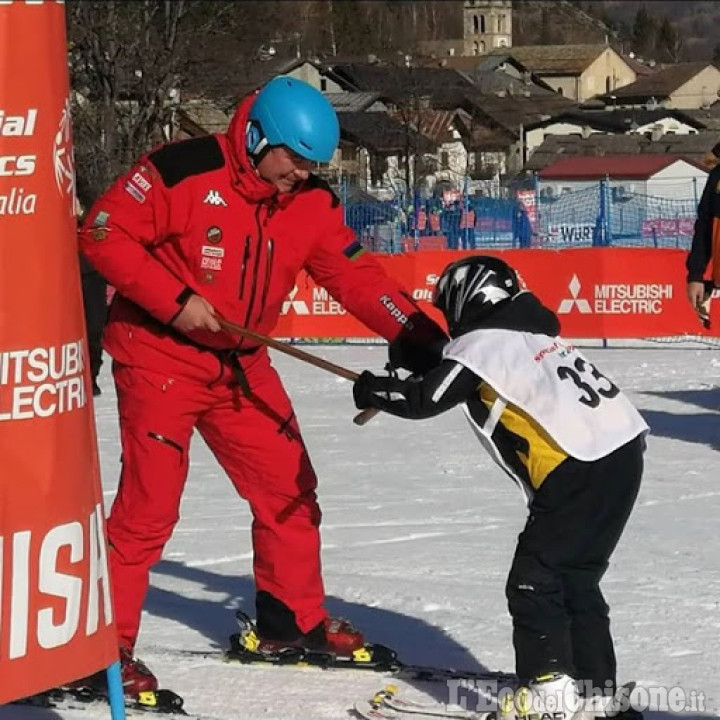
[
  {"x1": 0, "y1": 0, "x2": 117, "y2": 702},
  {"x1": 274, "y1": 249, "x2": 719, "y2": 340}
]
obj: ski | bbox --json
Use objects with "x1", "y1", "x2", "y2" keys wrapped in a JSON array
[
  {"x1": 222, "y1": 613, "x2": 400, "y2": 672},
  {"x1": 355, "y1": 681, "x2": 639, "y2": 720},
  {"x1": 354, "y1": 698, "x2": 407, "y2": 720},
  {"x1": 167, "y1": 610, "x2": 517, "y2": 684},
  {"x1": 355, "y1": 685, "x2": 494, "y2": 720},
  {"x1": 14, "y1": 686, "x2": 214, "y2": 719}
]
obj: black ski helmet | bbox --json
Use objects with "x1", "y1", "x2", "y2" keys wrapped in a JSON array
[{"x1": 433, "y1": 255, "x2": 522, "y2": 334}]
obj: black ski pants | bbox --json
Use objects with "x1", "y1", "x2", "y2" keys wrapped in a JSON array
[{"x1": 506, "y1": 434, "x2": 644, "y2": 694}]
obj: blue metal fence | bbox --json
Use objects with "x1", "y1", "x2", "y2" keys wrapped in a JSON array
[{"x1": 339, "y1": 178, "x2": 700, "y2": 253}]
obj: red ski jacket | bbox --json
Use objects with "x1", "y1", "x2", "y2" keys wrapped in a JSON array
[{"x1": 79, "y1": 93, "x2": 444, "y2": 383}]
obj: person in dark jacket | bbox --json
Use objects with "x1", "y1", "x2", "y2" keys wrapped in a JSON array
[
  {"x1": 78, "y1": 76, "x2": 446, "y2": 697},
  {"x1": 687, "y1": 144, "x2": 720, "y2": 326},
  {"x1": 77, "y1": 177, "x2": 107, "y2": 396},
  {"x1": 354, "y1": 256, "x2": 647, "y2": 720}
]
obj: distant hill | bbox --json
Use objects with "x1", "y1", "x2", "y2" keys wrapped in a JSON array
[
  {"x1": 580, "y1": 1, "x2": 716, "y2": 61},
  {"x1": 513, "y1": 1, "x2": 716, "y2": 62}
]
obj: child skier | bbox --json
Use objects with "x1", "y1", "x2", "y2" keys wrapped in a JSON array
[{"x1": 353, "y1": 255, "x2": 648, "y2": 720}]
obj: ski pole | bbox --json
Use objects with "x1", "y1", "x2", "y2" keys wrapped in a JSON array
[{"x1": 216, "y1": 318, "x2": 380, "y2": 426}]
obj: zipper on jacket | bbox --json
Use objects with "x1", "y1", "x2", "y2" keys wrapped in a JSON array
[
  {"x1": 241, "y1": 205, "x2": 264, "y2": 336},
  {"x1": 257, "y1": 237, "x2": 274, "y2": 324},
  {"x1": 238, "y1": 235, "x2": 251, "y2": 298}
]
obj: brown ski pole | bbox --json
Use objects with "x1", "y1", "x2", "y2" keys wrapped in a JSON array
[{"x1": 217, "y1": 319, "x2": 380, "y2": 425}]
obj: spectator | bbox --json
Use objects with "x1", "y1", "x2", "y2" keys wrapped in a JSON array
[{"x1": 687, "y1": 143, "x2": 720, "y2": 326}]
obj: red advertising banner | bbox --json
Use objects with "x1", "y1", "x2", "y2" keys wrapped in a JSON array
[
  {"x1": 0, "y1": 0, "x2": 118, "y2": 702},
  {"x1": 642, "y1": 218, "x2": 695, "y2": 239},
  {"x1": 273, "y1": 249, "x2": 719, "y2": 340}
]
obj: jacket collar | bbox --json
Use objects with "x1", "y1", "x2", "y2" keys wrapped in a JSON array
[{"x1": 224, "y1": 92, "x2": 299, "y2": 209}]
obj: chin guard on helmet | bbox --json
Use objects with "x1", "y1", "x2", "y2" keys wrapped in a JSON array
[{"x1": 433, "y1": 255, "x2": 522, "y2": 334}]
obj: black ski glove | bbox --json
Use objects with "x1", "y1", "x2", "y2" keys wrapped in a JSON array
[
  {"x1": 353, "y1": 370, "x2": 380, "y2": 410},
  {"x1": 388, "y1": 335, "x2": 447, "y2": 375},
  {"x1": 387, "y1": 309, "x2": 448, "y2": 375},
  {"x1": 353, "y1": 371, "x2": 408, "y2": 410}
]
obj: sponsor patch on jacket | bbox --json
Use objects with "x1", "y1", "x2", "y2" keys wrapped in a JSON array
[
  {"x1": 202, "y1": 245, "x2": 224, "y2": 258},
  {"x1": 125, "y1": 181, "x2": 146, "y2": 204},
  {"x1": 201, "y1": 256, "x2": 222, "y2": 271},
  {"x1": 343, "y1": 240, "x2": 365, "y2": 260},
  {"x1": 131, "y1": 170, "x2": 152, "y2": 193},
  {"x1": 91, "y1": 228, "x2": 108, "y2": 242},
  {"x1": 206, "y1": 226, "x2": 222, "y2": 243}
]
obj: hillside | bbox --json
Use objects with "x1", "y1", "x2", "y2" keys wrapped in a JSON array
[
  {"x1": 514, "y1": 1, "x2": 717, "y2": 61},
  {"x1": 582, "y1": 1, "x2": 718, "y2": 60}
]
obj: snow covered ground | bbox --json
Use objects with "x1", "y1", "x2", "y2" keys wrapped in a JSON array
[{"x1": 3, "y1": 344, "x2": 719, "y2": 720}]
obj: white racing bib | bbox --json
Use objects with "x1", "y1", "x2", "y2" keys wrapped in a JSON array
[{"x1": 444, "y1": 329, "x2": 649, "y2": 462}]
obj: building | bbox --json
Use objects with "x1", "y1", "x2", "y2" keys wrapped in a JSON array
[
  {"x1": 596, "y1": 62, "x2": 720, "y2": 110},
  {"x1": 524, "y1": 107, "x2": 705, "y2": 158},
  {"x1": 419, "y1": 0, "x2": 512, "y2": 58},
  {"x1": 437, "y1": 53, "x2": 553, "y2": 95},
  {"x1": 538, "y1": 154, "x2": 707, "y2": 199},
  {"x1": 536, "y1": 154, "x2": 707, "y2": 244},
  {"x1": 491, "y1": 45, "x2": 636, "y2": 102},
  {"x1": 524, "y1": 131, "x2": 720, "y2": 176},
  {"x1": 463, "y1": 0, "x2": 512, "y2": 55}
]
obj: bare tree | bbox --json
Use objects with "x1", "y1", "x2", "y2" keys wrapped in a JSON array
[{"x1": 67, "y1": 0, "x2": 239, "y2": 198}]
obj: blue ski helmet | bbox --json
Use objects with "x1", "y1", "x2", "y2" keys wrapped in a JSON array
[{"x1": 247, "y1": 76, "x2": 340, "y2": 163}]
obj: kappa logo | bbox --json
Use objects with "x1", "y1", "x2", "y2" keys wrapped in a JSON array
[
  {"x1": 281, "y1": 286, "x2": 310, "y2": 315},
  {"x1": 557, "y1": 274, "x2": 592, "y2": 314},
  {"x1": 203, "y1": 189, "x2": 228, "y2": 207}
]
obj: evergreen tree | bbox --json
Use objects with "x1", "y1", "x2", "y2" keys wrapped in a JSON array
[
  {"x1": 712, "y1": 42, "x2": 720, "y2": 68},
  {"x1": 631, "y1": 5, "x2": 656, "y2": 59},
  {"x1": 656, "y1": 15, "x2": 683, "y2": 63}
]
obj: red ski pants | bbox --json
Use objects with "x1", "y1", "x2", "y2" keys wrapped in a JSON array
[{"x1": 107, "y1": 361, "x2": 325, "y2": 650}]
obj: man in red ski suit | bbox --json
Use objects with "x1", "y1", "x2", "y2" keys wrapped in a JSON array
[{"x1": 79, "y1": 76, "x2": 446, "y2": 696}]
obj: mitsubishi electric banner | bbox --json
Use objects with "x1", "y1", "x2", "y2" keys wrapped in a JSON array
[
  {"x1": 273, "y1": 249, "x2": 719, "y2": 340},
  {"x1": 0, "y1": 0, "x2": 118, "y2": 703}
]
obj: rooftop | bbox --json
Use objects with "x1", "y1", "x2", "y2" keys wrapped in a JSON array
[
  {"x1": 338, "y1": 111, "x2": 435, "y2": 154},
  {"x1": 525, "y1": 131, "x2": 720, "y2": 173},
  {"x1": 600, "y1": 62, "x2": 714, "y2": 101},
  {"x1": 325, "y1": 92, "x2": 384, "y2": 113},
  {"x1": 526, "y1": 107, "x2": 706, "y2": 133},
  {"x1": 539, "y1": 154, "x2": 705, "y2": 180},
  {"x1": 326, "y1": 62, "x2": 473, "y2": 100},
  {"x1": 487, "y1": 44, "x2": 610, "y2": 76}
]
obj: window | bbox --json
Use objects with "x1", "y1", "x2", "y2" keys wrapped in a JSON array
[
  {"x1": 341, "y1": 145, "x2": 356, "y2": 162},
  {"x1": 473, "y1": 15, "x2": 479, "y2": 34},
  {"x1": 440, "y1": 151, "x2": 450, "y2": 168},
  {"x1": 479, "y1": 40, "x2": 486, "y2": 53},
  {"x1": 473, "y1": 41, "x2": 480, "y2": 56},
  {"x1": 605, "y1": 76, "x2": 611, "y2": 94},
  {"x1": 320, "y1": 78, "x2": 327, "y2": 91},
  {"x1": 480, "y1": 14, "x2": 486, "y2": 33},
  {"x1": 556, "y1": 86, "x2": 564, "y2": 96},
  {"x1": 498, "y1": 15, "x2": 505, "y2": 33}
]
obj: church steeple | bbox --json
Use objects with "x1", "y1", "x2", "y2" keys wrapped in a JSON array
[{"x1": 463, "y1": 0, "x2": 513, "y2": 56}]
